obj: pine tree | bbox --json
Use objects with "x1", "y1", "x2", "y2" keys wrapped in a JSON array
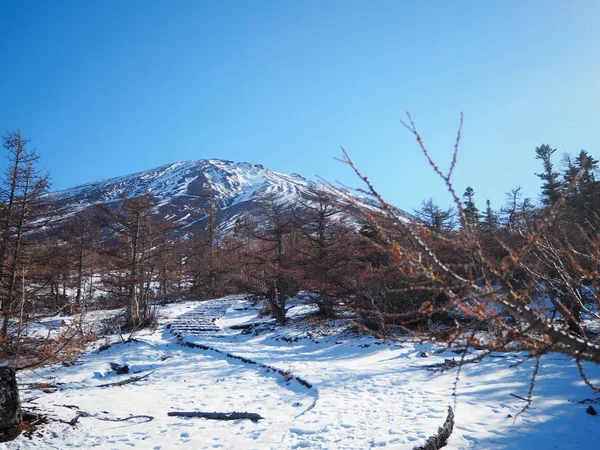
[
  {"x1": 535, "y1": 144, "x2": 562, "y2": 206},
  {"x1": 568, "y1": 150, "x2": 598, "y2": 196},
  {"x1": 480, "y1": 199, "x2": 498, "y2": 234},
  {"x1": 462, "y1": 186, "x2": 479, "y2": 228},
  {"x1": 562, "y1": 149, "x2": 599, "y2": 229}
]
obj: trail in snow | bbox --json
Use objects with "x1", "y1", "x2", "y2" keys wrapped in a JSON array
[
  {"x1": 168, "y1": 298, "x2": 319, "y2": 418},
  {"x1": 6, "y1": 295, "x2": 600, "y2": 449}
]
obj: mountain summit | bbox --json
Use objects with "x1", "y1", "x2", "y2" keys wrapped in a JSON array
[{"x1": 47, "y1": 159, "x2": 338, "y2": 233}]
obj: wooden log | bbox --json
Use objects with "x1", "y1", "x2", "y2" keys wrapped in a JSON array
[
  {"x1": 97, "y1": 370, "x2": 154, "y2": 388},
  {"x1": 167, "y1": 411, "x2": 264, "y2": 422},
  {"x1": 413, "y1": 406, "x2": 454, "y2": 450}
]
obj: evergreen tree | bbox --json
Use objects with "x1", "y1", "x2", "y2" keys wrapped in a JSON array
[
  {"x1": 480, "y1": 199, "x2": 498, "y2": 234},
  {"x1": 562, "y1": 149, "x2": 599, "y2": 229},
  {"x1": 462, "y1": 186, "x2": 479, "y2": 228},
  {"x1": 565, "y1": 150, "x2": 598, "y2": 196},
  {"x1": 535, "y1": 144, "x2": 562, "y2": 206}
]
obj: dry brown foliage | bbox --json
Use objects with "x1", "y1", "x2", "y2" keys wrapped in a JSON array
[{"x1": 328, "y1": 113, "x2": 600, "y2": 399}]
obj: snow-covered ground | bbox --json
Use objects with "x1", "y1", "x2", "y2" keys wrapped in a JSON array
[{"x1": 9, "y1": 295, "x2": 600, "y2": 449}]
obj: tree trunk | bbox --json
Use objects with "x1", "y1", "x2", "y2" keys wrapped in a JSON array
[
  {"x1": 167, "y1": 411, "x2": 263, "y2": 422},
  {"x1": 0, "y1": 367, "x2": 21, "y2": 430},
  {"x1": 75, "y1": 243, "x2": 84, "y2": 305},
  {"x1": 0, "y1": 146, "x2": 21, "y2": 341},
  {"x1": 128, "y1": 213, "x2": 140, "y2": 326}
]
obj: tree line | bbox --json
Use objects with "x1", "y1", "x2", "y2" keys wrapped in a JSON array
[
  {"x1": 1, "y1": 127, "x2": 599, "y2": 379},
  {"x1": 409, "y1": 144, "x2": 599, "y2": 337}
]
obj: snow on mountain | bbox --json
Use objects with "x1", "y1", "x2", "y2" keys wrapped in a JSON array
[{"x1": 45, "y1": 159, "x2": 365, "y2": 234}]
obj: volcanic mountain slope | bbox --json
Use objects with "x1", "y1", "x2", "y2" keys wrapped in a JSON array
[{"x1": 46, "y1": 159, "x2": 385, "y2": 235}]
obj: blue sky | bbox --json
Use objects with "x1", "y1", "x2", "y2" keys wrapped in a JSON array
[{"x1": 1, "y1": 0, "x2": 598, "y2": 212}]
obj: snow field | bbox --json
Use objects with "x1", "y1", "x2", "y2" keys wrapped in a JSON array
[{"x1": 8, "y1": 296, "x2": 600, "y2": 449}]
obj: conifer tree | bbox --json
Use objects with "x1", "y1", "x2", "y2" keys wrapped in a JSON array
[
  {"x1": 563, "y1": 150, "x2": 598, "y2": 196},
  {"x1": 480, "y1": 199, "x2": 498, "y2": 234},
  {"x1": 535, "y1": 144, "x2": 562, "y2": 206},
  {"x1": 462, "y1": 186, "x2": 479, "y2": 228},
  {"x1": 562, "y1": 149, "x2": 599, "y2": 230}
]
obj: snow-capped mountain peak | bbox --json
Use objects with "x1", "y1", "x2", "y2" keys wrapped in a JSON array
[{"x1": 46, "y1": 159, "x2": 344, "y2": 233}]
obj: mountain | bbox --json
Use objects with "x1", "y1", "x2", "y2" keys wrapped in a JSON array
[{"x1": 45, "y1": 159, "x2": 358, "y2": 235}]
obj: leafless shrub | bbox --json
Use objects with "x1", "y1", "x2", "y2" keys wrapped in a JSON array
[{"x1": 328, "y1": 113, "x2": 600, "y2": 399}]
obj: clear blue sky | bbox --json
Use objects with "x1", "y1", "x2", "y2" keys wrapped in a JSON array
[{"x1": 1, "y1": 0, "x2": 598, "y2": 212}]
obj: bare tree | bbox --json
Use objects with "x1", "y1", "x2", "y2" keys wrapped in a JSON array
[
  {"x1": 97, "y1": 195, "x2": 175, "y2": 328},
  {"x1": 330, "y1": 113, "x2": 600, "y2": 405},
  {"x1": 187, "y1": 183, "x2": 222, "y2": 298},
  {"x1": 0, "y1": 131, "x2": 50, "y2": 344},
  {"x1": 238, "y1": 196, "x2": 299, "y2": 324},
  {"x1": 293, "y1": 188, "x2": 349, "y2": 315},
  {"x1": 414, "y1": 198, "x2": 457, "y2": 233}
]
